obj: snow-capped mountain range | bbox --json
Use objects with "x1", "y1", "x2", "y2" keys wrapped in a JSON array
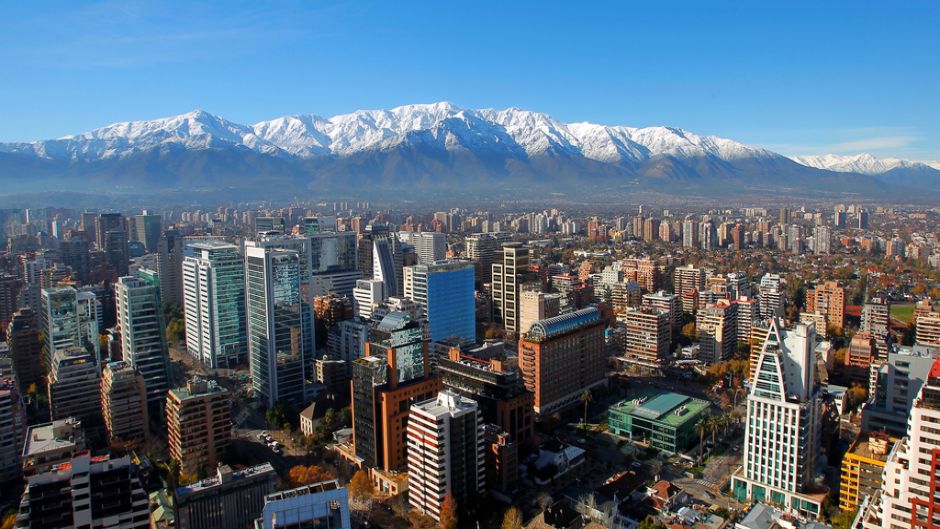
[
  {"x1": 0, "y1": 102, "x2": 937, "y2": 198},
  {"x1": 790, "y1": 153, "x2": 940, "y2": 174},
  {"x1": 1, "y1": 102, "x2": 774, "y2": 164}
]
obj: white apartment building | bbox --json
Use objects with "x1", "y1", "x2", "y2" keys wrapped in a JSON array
[
  {"x1": 407, "y1": 390, "x2": 484, "y2": 522},
  {"x1": 732, "y1": 319, "x2": 824, "y2": 519}
]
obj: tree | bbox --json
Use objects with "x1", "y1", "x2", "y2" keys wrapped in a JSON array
[
  {"x1": 324, "y1": 407, "x2": 337, "y2": 428},
  {"x1": 637, "y1": 516, "x2": 666, "y2": 529},
  {"x1": 845, "y1": 384, "x2": 868, "y2": 413},
  {"x1": 501, "y1": 506, "x2": 523, "y2": 529},
  {"x1": 1, "y1": 512, "x2": 17, "y2": 529},
  {"x1": 288, "y1": 465, "x2": 334, "y2": 486},
  {"x1": 439, "y1": 494, "x2": 458, "y2": 529},
  {"x1": 348, "y1": 469, "x2": 373, "y2": 501},
  {"x1": 694, "y1": 418, "x2": 708, "y2": 462},
  {"x1": 580, "y1": 389, "x2": 594, "y2": 429}
]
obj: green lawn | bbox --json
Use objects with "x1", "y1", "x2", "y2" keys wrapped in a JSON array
[{"x1": 891, "y1": 304, "x2": 915, "y2": 324}]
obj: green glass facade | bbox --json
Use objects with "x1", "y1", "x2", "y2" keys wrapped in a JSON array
[{"x1": 608, "y1": 390, "x2": 709, "y2": 453}]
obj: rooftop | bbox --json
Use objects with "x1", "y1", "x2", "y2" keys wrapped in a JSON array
[
  {"x1": 611, "y1": 390, "x2": 709, "y2": 427},
  {"x1": 737, "y1": 503, "x2": 832, "y2": 529},
  {"x1": 176, "y1": 463, "x2": 276, "y2": 497},
  {"x1": 847, "y1": 432, "x2": 897, "y2": 463},
  {"x1": 23, "y1": 418, "x2": 82, "y2": 457},
  {"x1": 526, "y1": 307, "x2": 601, "y2": 341}
]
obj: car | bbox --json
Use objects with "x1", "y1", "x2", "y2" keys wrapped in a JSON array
[
  {"x1": 631, "y1": 461, "x2": 643, "y2": 470},
  {"x1": 272, "y1": 447, "x2": 283, "y2": 455}
]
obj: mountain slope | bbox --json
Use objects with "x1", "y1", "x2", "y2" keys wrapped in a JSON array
[
  {"x1": 792, "y1": 153, "x2": 940, "y2": 192},
  {"x1": 0, "y1": 103, "x2": 915, "y2": 199}
]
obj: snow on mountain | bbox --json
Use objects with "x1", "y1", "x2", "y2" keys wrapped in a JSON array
[
  {"x1": 1, "y1": 102, "x2": 783, "y2": 166},
  {"x1": 791, "y1": 153, "x2": 940, "y2": 174}
]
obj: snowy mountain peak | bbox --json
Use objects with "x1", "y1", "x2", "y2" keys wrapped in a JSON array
[
  {"x1": 791, "y1": 153, "x2": 940, "y2": 174},
  {"x1": 2, "y1": 103, "x2": 930, "y2": 184}
]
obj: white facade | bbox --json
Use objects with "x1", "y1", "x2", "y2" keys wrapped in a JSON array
[
  {"x1": 352, "y1": 279, "x2": 384, "y2": 320},
  {"x1": 410, "y1": 232, "x2": 446, "y2": 265},
  {"x1": 182, "y1": 241, "x2": 247, "y2": 368},
  {"x1": 861, "y1": 360, "x2": 940, "y2": 529},
  {"x1": 407, "y1": 390, "x2": 485, "y2": 521},
  {"x1": 732, "y1": 319, "x2": 823, "y2": 519}
]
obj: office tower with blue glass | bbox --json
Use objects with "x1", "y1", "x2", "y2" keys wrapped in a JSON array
[
  {"x1": 404, "y1": 260, "x2": 476, "y2": 344},
  {"x1": 245, "y1": 245, "x2": 314, "y2": 408}
]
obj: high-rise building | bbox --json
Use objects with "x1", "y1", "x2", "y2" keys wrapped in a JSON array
[
  {"x1": 682, "y1": 217, "x2": 698, "y2": 248},
  {"x1": 182, "y1": 241, "x2": 247, "y2": 368},
  {"x1": 846, "y1": 332, "x2": 877, "y2": 384},
  {"x1": 0, "y1": 374, "x2": 25, "y2": 485},
  {"x1": 622, "y1": 258, "x2": 660, "y2": 293},
  {"x1": 245, "y1": 245, "x2": 314, "y2": 408},
  {"x1": 404, "y1": 260, "x2": 476, "y2": 344},
  {"x1": 350, "y1": 312, "x2": 442, "y2": 472},
  {"x1": 696, "y1": 300, "x2": 738, "y2": 364},
  {"x1": 408, "y1": 232, "x2": 446, "y2": 265},
  {"x1": 308, "y1": 229, "x2": 360, "y2": 298},
  {"x1": 48, "y1": 346, "x2": 100, "y2": 423},
  {"x1": 917, "y1": 308, "x2": 940, "y2": 347},
  {"x1": 700, "y1": 220, "x2": 717, "y2": 250},
  {"x1": 619, "y1": 307, "x2": 671, "y2": 367},
  {"x1": 333, "y1": 318, "x2": 369, "y2": 373},
  {"x1": 6, "y1": 308, "x2": 43, "y2": 392},
  {"x1": 16, "y1": 453, "x2": 150, "y2": 529},
  {"x1": 862, "y1": 344, "x2": 940, "y2": 436},
  {"x1": 255, "y1": 480, "x2": 351, "y2": 529},
  {"x1": 174, "y1": 463, "x2": 277, "y2": 529},
  {"x1": 518, "y1": 308, "x2": 607, "y2": 417},
  {"x1": 372, "y1": 237, "x2": 401, "y2": 297},
  {"x1": 155, "y1": 230, "x2": 184, "y2": 307},
  {"x1": 518, "y1": 291, "x2": 563, "y2": 336},
  {"x1": 839, "y1": 432, "x2": 897, "y2": 511},
  {"x1": 167, "y1": 378, "x2": 231, "y2": 477},
  {"x1": 674, "y1": 265, "x2": 706, "y2": 313},
  {"x1": 862, "y1": 298, "x2": 891, "y2": 336},
  {"x1": 58, "y1": 238, "x2": 91, "y2": 283},
  {"x1": 492, "y1": 243, "x2": 529, "y2": 335},
  {"x1": 860, "y1": 359, "x2": 940, "y2": 529},
  {"x1": 407, "y1": 390, "x2": 485, "y2": 521},
  {"x1": 40, "y1": 286, "x2": 100, "y2": 370},
  {"x1": 437, "y1": 346, "x2": 534, "y2": 446},
  {"x1": 465, "y1": 233, "x2": 499, "y2": 284},
  {"x1": 116, "y1": 274, "x2": 171, "y2": 405},
  {"x1": 813, "y1": 225, "x2": 832, "y2": 254},
  {"x1": 758, "y1": 273, "x2": 786, "y2": 319},
  {"x1": 105, "y1": 228, "x2": 130, "y2": 277},
  {"x1": 95, "y1": 213, "x2": 125, "y2": 248},
  {"x1": 134, "y1": 213, "x2": 162, "y2": 252},
  {"x1": 101, "y1": 361, "x2": 149, "y2": 444},
  {"x1": 352, "y1": 279, "x2": 384, "y2": 320},
  {"x1": 805, "y1": 280, "x2": 845, "y2": 331},
  {"x1": 732, "y1": 319, "x2": 823, "y2": 519},
  {"x1": 21, "y1": 418, "x2": 85, "y2": 477},
  {"x1": 642, "y1": 290, "x2": 681, "y2": 333}
]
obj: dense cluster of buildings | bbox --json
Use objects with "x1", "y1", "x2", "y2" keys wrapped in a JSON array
[{"x1": 0, "y1": 201, "x2": 939, "y2": 529}]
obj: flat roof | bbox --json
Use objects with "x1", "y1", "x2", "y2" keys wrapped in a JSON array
[
  {"x1": 23, "y1": 419, "x2": 81, "y2": 457},
  {"x1": 611, "y1": 390, "x2": 709, "y2": 427}
]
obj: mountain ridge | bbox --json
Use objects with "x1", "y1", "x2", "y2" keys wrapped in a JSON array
[{"x1": 0, "y1": 102, "x2": 936, "y2": 199}]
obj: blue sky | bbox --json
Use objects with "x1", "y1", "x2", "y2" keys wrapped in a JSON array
[{"x1": 1, "y1": 1, "x2": 938, "y2": 159}]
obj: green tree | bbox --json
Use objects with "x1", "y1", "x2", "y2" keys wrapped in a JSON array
[{"x1": 579, "y1": 389, "x2": 594, "y2": 430}]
